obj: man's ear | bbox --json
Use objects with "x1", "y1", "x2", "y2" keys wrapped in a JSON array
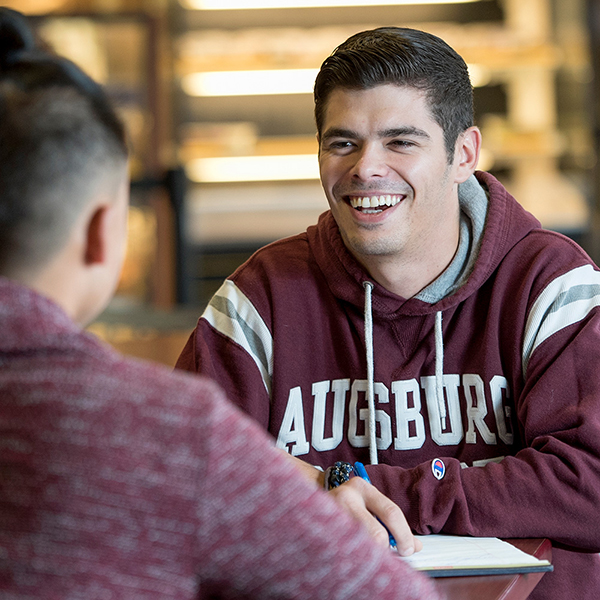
[
  {"x1": 84, "y1": 205, "x2": 110, "y2": 265},
  {"x1": 454, "y1": 126, "x2": 482, "y2": 184}
]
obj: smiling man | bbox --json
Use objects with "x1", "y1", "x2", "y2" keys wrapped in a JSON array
[{"x1": 177, "y1": 27, "x2": 600, "y2": 600}]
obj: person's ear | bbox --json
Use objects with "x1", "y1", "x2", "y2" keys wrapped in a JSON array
[
  {"x1": 454, "y1": 126, "x2": 481, "y2": 184},
  {"x1": 84, "y1": 205, "x2": 109, "y2": 265}
]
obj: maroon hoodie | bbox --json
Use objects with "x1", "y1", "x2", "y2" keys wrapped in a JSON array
[{"x1": 177, "y1": 171, "x2": 600, "y2": 600}]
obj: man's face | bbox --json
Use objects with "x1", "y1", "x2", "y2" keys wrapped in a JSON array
[{"x1": 318, "y1": 84, "x2": 464, "y2": 274}]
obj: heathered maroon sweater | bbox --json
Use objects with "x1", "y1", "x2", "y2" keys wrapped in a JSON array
[{"x1": 0, "y1": 277, "x2": 440, "y2": 600}]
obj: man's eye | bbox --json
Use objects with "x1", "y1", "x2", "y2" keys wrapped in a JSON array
[
  {"x1": 327, "y1": 140, "x2": 354, "y2": 149},
  {"x1": 390, "y1": 139, "x2": 414, "y2": 149}
]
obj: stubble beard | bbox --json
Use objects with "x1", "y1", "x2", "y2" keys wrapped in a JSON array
[{"x1": 340, "y1": 223, "x2": 405, "y2": 260}]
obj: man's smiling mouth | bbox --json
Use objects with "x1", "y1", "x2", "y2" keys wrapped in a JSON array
[{"x1": 346, "y1": 194, "x2": 404, "y2": 213}]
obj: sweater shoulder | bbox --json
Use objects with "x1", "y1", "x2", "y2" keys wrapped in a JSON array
[
  {"x1": 491, "y1": 228, "x2": 598, "y2": 312},
  {"x1": 31, "y1": 329, "x2": 229, "y2": 416},
  {"x1": 226, "y1": 231, "x2": 319, "y2": 302},
  {"x1": 505, "y1": 228, "x2": 595, "y2": 278},
  {"x1": 234, "y1": 232, "x2": 312, "y2": 278}
]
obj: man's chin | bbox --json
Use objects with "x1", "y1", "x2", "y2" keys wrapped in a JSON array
[{"x1": 343, "y1": 234, "x2": 400, "y2": 260}]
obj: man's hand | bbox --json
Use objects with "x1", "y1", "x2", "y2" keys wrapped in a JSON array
[
  {"x1": 329, "y1": 476, "x2": 422, "y2": 557},
  {"x1": 279, "y1": 451, "x2": 420, "y2": 555}
]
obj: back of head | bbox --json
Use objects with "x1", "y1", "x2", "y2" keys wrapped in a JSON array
[
  {"x1": 0, "y1": 8, "x2": 128, "y2": 277},
  {"x1": 314, "y1": 27, "x2": 474, "y2": 160}
]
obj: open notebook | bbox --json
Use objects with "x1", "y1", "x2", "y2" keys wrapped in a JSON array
[{"x1": 400, "y1": 535, "x2": 553, "y2": 578}]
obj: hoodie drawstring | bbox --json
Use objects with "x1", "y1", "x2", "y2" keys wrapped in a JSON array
[
  {"x1": 435, "y1": 311, "x2": 447, "y2": 429},
  {"x1": 363, "y1": 281, "x2": 446, "y2": 465},
  {"x1": 363, "y1": 281, "x2": 378, "y2": 465}
]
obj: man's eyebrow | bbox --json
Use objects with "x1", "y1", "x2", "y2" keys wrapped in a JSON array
[
  {"x1": 380, "y1": 127, "x2": 431, "y2": 139},
  {"x1": 320, "y1": 126, "x2": 431, "y2": 141},
  {"x1": 320, "y1": 127, "x2": 359, "y2": 141}
]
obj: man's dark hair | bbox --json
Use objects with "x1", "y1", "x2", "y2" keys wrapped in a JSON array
[
  {"x1": 314, "y1": 27, "x2": 474, "y2": 161},
  {"x1": 0, "y1": 8, "x2": 128, "y2": 275}
]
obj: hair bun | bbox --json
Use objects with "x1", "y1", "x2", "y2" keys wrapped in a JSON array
[{"x1": 0, "y1": 8, "x2": 36, "y2": 70}]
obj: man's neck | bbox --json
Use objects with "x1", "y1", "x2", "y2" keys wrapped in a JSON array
[
  {"x1": 354, "y1": 175, "x2": 488, "y2": 300},
  {"x1": 357, "y1": 239, "x2": 460, "y2": 299}
]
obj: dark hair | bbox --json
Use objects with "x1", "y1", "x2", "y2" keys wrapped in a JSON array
[
  {"x1": 314, "y1": 27, "x2": 474, "y2": 161},
  {"x1": 0, "y1": 8, "x2": 128, "y2": 274}
]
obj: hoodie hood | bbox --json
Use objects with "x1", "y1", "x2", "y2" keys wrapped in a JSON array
[{"x1": 308, "y1": 171, "x2": 541, "y2": 317}]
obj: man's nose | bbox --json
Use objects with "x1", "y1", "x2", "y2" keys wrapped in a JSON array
[{"x1": 350, "y1": 143, "x2": 390, "y2": 180}]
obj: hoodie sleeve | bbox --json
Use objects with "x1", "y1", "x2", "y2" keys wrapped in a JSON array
[
  {"x1": 366, "y1": 263, "x2": 600, "y2": 554},
  {"x1": 175, "y1": 279, "x2": 273, "y2": 431}
]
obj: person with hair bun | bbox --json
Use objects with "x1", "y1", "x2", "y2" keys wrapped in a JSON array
[{"x1": 0, "y1": 9, "x2": 441, "y2": 599}]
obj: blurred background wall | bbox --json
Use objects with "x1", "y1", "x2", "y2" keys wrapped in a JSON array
[{"x1": 8, "y1": 0, "x2": 600, "y2": 366}]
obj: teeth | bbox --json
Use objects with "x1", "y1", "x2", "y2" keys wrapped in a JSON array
[{"x1": 349, "y1": 195, "x2": 403, "y2": 209}]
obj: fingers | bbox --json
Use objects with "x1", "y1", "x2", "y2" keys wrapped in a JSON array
[
  {"x1": 329, "y1": 477, "x2": 419, "y2": 556},
  {"x1": 358, "y1": 479, "x2": 419, "y2": 556},
  {"x1": 331, "y1": 481, "x2": 391, "y2": 548}
]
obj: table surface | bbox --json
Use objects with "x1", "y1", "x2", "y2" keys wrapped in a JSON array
[{"x1": 433, "y1": 538, "x2": 552, "y2": 600}]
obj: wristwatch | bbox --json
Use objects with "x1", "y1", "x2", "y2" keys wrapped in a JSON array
[{"x1": 324, "y1": 461, "x2": 354, "y2": 490}]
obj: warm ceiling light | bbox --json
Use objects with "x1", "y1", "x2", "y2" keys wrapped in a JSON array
[
  {"x1": 183, "y1": 0, "x2": 480, "y2": 9},
  {"x1": 183, "y1": 63, "x2": 487, "y2": 97},
  {"x1": 182, "y1": 69, "x2": 319, "y2": 96},
  {"x1": 2, "y1": 0, "x2": 67, "y2": 12},
  {"x1": 186, "y1": 155, "x2": 319, "y2": 182}
]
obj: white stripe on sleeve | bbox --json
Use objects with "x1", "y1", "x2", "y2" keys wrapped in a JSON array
[
  {"x1": 523, "y1": 264, "x2": 600, "y2": 376},
  {"x1": 202, "y1": 280, "x2": 273, "y2": 395}
]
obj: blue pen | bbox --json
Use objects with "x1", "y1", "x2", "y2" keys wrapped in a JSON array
[{"x1": 353, "y1": 462, "x2": 397, "y2": 549}]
